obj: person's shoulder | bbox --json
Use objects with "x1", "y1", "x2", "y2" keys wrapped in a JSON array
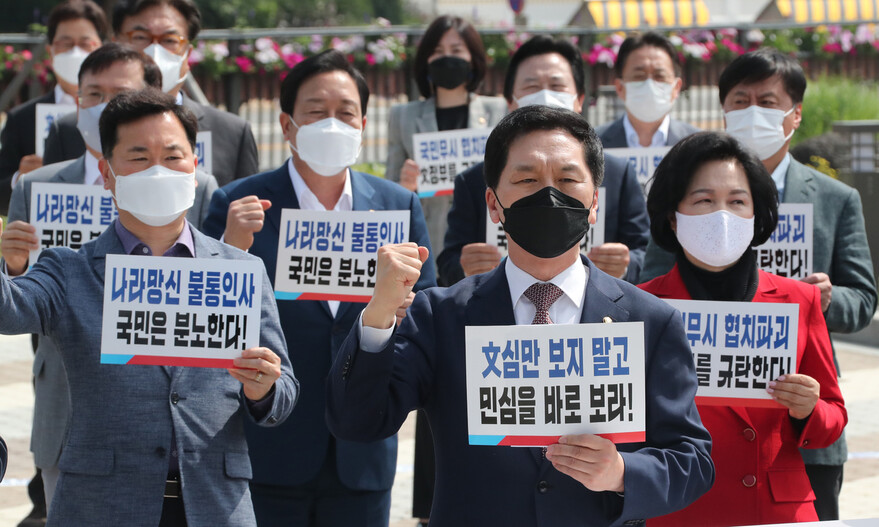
[
  {"x1": 192, "y1": 227, "x2": 264, "y2": 263},
  {"x1": 595, "y1": 116, "x2": 623, "y2": 136},
  {"x1": 220, "y1": 165, "x2": 283, "y2": 197},
  {"x1": 23, "y1": 159, "x2": 78, "y2": 184},
  {"x1": 758, "y1": 270, "x2": 819, "y2": 305},
  {"x1": 353, "y1": 170, "x2": 415, "y2": 202},
  {"x1": 389, "y1": 98, "x2": 428, "y2": 120},
  {"x1": 790, "y1": 159, "x2": 856, "y2": 197},
  {"x1": 195, "y1": 101, "x2": 249, "y2": 130},
  {"x1": 473, "y1": 94, "x2": 508, "y2": 113},
  {"x1": 670, "y1": 118, "x2": 700, "y2": 135},
  {"x1": 5, "y1": 92, "x2": 52, "y2": 120}
]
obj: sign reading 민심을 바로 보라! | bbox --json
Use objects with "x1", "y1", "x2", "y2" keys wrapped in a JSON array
[
  {"x1": 29, "y1": 182, "x2": 119, "y2": 266},
  {"x1": 273, "y1": 209, "x2": 410, "y2": 302},
  {"x1": 101, "y1": 255, "x2": 263, "y2": 368},
  {"x1": 413, "y1": 128, "x2": 491, "y2": 198},
  {"x1": 465, "y1": 322, "x2": 646, "y2": 447},
  {"x1": 663, "y1": 299, "x2": 799, "y2": 407}
]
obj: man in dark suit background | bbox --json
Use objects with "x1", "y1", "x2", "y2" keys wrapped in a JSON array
[
  {"x1": 596, "y1": 32, "x2": 699, "y2": 149},
  {"x1": 0, "y1": 0, "x2": 106, "y2": 216}
]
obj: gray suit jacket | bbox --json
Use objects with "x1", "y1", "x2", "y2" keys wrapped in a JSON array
[
  {"x1": 0, "y1": 225, "x2": 298, "y2": 526},
  {"x1": 596, "y1": 115, "x2": 700, "y2": 149},
  {"x1": 638, "y1": 158, "x2": 877, "y2": 465},
  {"x1": 385, "y1": 95, "x2": 508, "y2": 256},
  {"x1": 7, "y1": 157, "x2": 218, "y2": 469}
]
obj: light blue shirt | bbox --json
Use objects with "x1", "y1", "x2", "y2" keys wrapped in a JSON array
[
  {"x1": 771, "y1": 153, "x2": 792, "y2": 202},
  {"x1": 623, "y1": 113, "x2": 670, "y2": 148}
]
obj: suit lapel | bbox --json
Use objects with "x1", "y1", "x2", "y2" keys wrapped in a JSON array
[
  {"x1": 579, "y1": 257, "x2": 629, "y2": 324},
  {"x1": 263, "y1": 163, "x2": 299, "y2": 235},
  {"x1": 782, "y1": 159, "x2": 816, "y2": 204},
  {"x1": 180, "y1": 93, "x2": 206, "y2": 122},
  {"x1": 415, "y1": 98, "x2": 439, "y2": 134},
  {"x1": 56, "y1": 156, "x2": 87, "y2": 184},
  {"x1": 333, "y1": 171, "x2": 376, "y2": 321}
]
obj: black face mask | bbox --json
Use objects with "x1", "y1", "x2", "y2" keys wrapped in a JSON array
[
  {"x1": 495, "y1": 186, "x2": 592, "y2": 259},
  {"x1": 428, "y1": 56, "x2": 471, "y2": 90}
]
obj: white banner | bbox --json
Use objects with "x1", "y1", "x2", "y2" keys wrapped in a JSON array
[
  {"x1": 413, "y1": 128, "x2": 491, "y2": 198},
  {"x1": 34, "y1": 103, "x2": 77, "y2": 157},
  {"x1": 195, "y1": 131, "x2": 212, "y2": 176},
  {"x1": 755, "y1": 203, "x2": 813, "y2": 279},
  {"x1": 605, "y1": 146, "x2": 671, "y2": 195}
]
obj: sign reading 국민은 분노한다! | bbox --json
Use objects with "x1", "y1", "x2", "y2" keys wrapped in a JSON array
[
  {"x1": 34, "y1": 103, "x2": 77, "y2": 157},
  {"x1": 413, "y1": 128, "x2": 491, "y2": 198},
  {"x1": 663, "y1": 299, "x2": 799, "y2": 407},
  {"x1": 29, "y1": 182, "x2": 119, "y2": 266},
  {"x1": 605, "y1": 146, "x2": 670, "y2": 195},
  {"x1": 273, "y1": 209, "x2": 410, "y2": 303},
  {"x1": 754, "y1": 203, "x2": 813, "y2": 280},
  {"x1": 485, "y1": 193, "x2": 606, "y2": 257},
  {"x1": 101, "y1": 255, "x2": 263, "y2": 368},
  {"x1": 465, "y1": 322, "x2": 646, "y2": 447}
]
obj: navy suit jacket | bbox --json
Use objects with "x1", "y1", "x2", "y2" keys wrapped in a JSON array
[
  {"x1": 596, "y1": 116, "x2": 700, "y2": 149},
  {"x1": 327, "y1": 255, "x2": 713, "y2": 526},
  {"x1": 436, "y1": 155, "x2": 649, "y2": 286},
  {"x1": 203, "y1": 162, "x2": 436, "y2": 490},
  {"x1": 0, "y1": 91, "x2": 55, "y2": 215}
]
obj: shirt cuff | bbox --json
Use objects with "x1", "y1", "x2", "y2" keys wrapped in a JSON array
[
  {"x1": 357, "y1": 311, "x2": 395, "y2": 353},
  {"x1": 245, "y1": 385, "x2": 276, "y2": 420}
]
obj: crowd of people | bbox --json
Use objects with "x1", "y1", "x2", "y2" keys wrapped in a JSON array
[{"x1": 0, "y1": 0, "x2": 876, "y2": 526}]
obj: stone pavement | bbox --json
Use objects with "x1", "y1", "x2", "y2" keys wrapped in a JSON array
[{"x1": 1, "y1": 333, "x2": 878, "y2": 526}]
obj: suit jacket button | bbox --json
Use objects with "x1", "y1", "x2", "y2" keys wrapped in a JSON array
[
  {"x1": 537, "y1": 480, "x2": 550, "y2": 493},
  {"x1": 742, "y1": 474, "x2": 757, "y2": 487},
  {"x1": 267, "y1": 416, "x2": 278, "y2": 424},
  {"x1": 743, "y1": 428, "x2": 756, "y2": 441},
  {"x1": 171, "y1": 392, "x2": 180, "y2": 405}
]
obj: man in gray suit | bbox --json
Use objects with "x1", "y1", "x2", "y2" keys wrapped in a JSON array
[
  {"x1": 639, "y1": 48, "x2": 877, "y2": 521},
  {"x1": 2, "y1": 43, "x2": 219, "y2": 507},
  {"x1": 0, "y1": 88, "x2": 298, "y2": 526},
  {"x1": 596, "y1": 32, "x2": 699, "y2": 149}
]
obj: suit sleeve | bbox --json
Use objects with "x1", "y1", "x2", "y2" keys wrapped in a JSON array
[
  {"x1": 0, "y1": 105, "x2": 31, "y2": 187},
  {"x1": 823, "y1": 186, "x2": 877, "y2": 333},
  {"x1": 0, "y1": 248, "x2": 70, "y2": 336},
  {"x1": 385, "y1": 104, "x2": 406, "y2": 183},
  {"x1": 637, "y1": 238, "x2": 677, "y2": 284},
  {"x1": 615, "y1": 160, "x2": 649, "y2": 283},
  {"x1": 437, "y1": 170, "x2": 481, "y2": 286},
  {"x1": 202, "y1": 186, "x2": 232, "y2": 240},
  {"x1": 408, "y1": 191, "x2": 437, "y2": 291},
  {"x1": 234, "y1": 121, "x2": 259, "y2": 180},
  {"x1": 192, "y1": 173, "x2": 219, "y2": 231},
  {"x1": 42, "y1": 121, "x2": 65, "y2": 166},
  {"x1": 8, "y1": 175, "x2": 29, "y2": 224}
]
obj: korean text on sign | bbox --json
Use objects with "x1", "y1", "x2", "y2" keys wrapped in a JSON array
[
  {"x1": 274, "y1": 209, "x2": 410, "y2": 303},
  {"x1": 29, "y1": 182, "x2": 119, "y2": 266},
  {"x1": 485, "y1": 193, "x2": 606, "y2": 257},
  {"x1": 34, "y1": 103, "x2": 76, "y2": 157},
  {"x1": 605, "y1": 146, "x2": 670, "y2": 195},
  {"x1": 465, "y1": 322, "x2": 646, "y2": 447},
  {"x1": 754, "y1": 203, "x2": 813, "y2": 279},
  {"x1": 413, "y1": 128, "x2": 491, "y2": 198},
  {"x1": 101, "y1": 255, "x2": 263, "y2": 368},
  {"x1": 663, "y1": 299, "x2": 799, "y2": 407}
]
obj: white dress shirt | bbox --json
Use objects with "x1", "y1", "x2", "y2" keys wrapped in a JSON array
[
  {"x1": 84, "y1": 151, "x2": 102, "y2": 186},
  {"x1": 55, "y1": 84, "x2": 76, "y2": 106},
  {"x1": 287, "y1": 158, "x2": 353, "y2": 317},
  {"x1": 623, "y1": 113, "x2": 670, "y2": 148},
  {"x1": 770, "y1": 153, "x2": 792, "y2": 202}
]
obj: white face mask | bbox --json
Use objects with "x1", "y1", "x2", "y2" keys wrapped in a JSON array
[
  {"x1": 724, "y1": 105, "x2": 795, "y2": 160},
  {"x1": 624, "y1": 79, "x2": 675, "y2": 123},
  {"x1": 289, "y1": 116, "x2": 362, "y2": 177},
  {"x1": 76, "y1": 102, "x2": 107, "y2": 154},
  {"x1": 110, "y1": 163, "x2": 195, "y2": 226},
  {"x1": 52, "y1": 46, "x2": 90, "y2": 85},
  {"x1": 515, "y1": 89, "x2": 577, "y2": 111},
  {"x1": 675, "y1": 210, "x2": 755, "y2": 268},
  {"x1": 144, "y1": 44, "x2": 186, "y2": 93}
]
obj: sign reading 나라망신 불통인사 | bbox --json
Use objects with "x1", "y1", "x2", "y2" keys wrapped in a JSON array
[
  {"x1": 465, "y1": 322, "x2": 646, "y2": 447},
  {"x1": 413, "y1": 128, "x2": 491, "y2": 198}
]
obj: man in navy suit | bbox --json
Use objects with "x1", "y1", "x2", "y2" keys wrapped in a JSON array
[
  {"x1": 202, "y1": 50, "x2": 435, "y2": 526},
  {"x1": 596, "y1": 32, "x2": 699, "y2": 149},
  {"x1": 327, "y1": 105, "x2": 713, "y2": 526},
  {"x1": 438, "y1": 36, "x2": 648, "y2": 286}
]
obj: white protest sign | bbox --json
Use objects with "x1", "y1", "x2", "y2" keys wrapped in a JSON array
[
  {"x1": 486, "y1": 193, "x2": 606, "y2": 256},
  {"x1": 413, "y1": 128, "x2": 491, "y2": 198},
  {"x1": 663, "y1": 299, "x2": 799, "y2": 407},
  {"x1": 29, "y1": 182, "x2": 119, "y2": 266},
  {"x1": 274, "y1": 209, "x2": 410, "y2": 302},
  {"x1": 465, "y1": 322, "x2": 646, "y2": 447},
  {"x1": 101, "y1": 255, "x2": 262, "y2": 368},
  {"x1": 195, "y1": 131, "x2": 212, "y2": 176},
  {"x1": 755, "y1": 203, "x2": 813, "y2": 279},
  {"x1": 605, "y1": 146, "x2": 671, "y2": 195},
  {"x1": 34, "y1": 103, "x2": 77, "y2": 157}
]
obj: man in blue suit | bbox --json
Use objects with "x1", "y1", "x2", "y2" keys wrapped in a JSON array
[
  {"x1": 202, "y1": 50, "x2": 436, "y2": 526},
  {"x1": 327, "y1": 105, "x2": 713, "y2": 526},
  {"x1": 0, "y1": 88, "x2": 298, "y2": 526},
  {"x1": 437, "y1": 36, "x2": 648, "y2": 287}
]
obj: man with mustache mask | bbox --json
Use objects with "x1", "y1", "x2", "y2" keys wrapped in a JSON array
[
  {"x1": 202, "y1": 50, "x2": 435, "y2": 527},
  {"x1": 438, "y1": 35, "x2": 649, "y2": 286},
  {"x1": 326, "y1": 104, "x2": 714, "y2": 526},
  {"x1": 597, "y1": 32, "x2": 699, "y2": 149},
  {"x1": 639, "y1": 48, "x2": 877, "y2": 521},
  {"x1": 0, "y1": 0, "x2": 106, "y2": 218}
]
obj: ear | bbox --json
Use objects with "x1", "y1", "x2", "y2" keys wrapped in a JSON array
[
  {"x1": 669, "y1": 212, "x2": 677, "y2": 233},
  {"x1": 279, "y1": 112, "x2": 294, "y2": 141},
  {"x1": 361, "y1": 115, "x2": 367, "y2": 131},
  {"x1": 671, "y1": 77, "x2": 683, "y2": 101},
  {"x1": 791, "y1": 102, "x2": 803, "y2": 131},
  {"x1": 588, "y1": 188, "x2": 599, "y2": 224},
  {"x1": 486, "y1": 187, "x2": 502, "y2": 224},
  {"x1": 613, "y1": 78, "x2": 625, "y2": 100},
  {"x1": 99, "y1": 158, "x2": 112, "y2": 191},
  {"x1": 574, "y1": 93, "x2": 586, "y2": 114}
]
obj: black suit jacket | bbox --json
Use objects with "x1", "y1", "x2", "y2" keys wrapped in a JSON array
[{"x1": 0, "y1": 92, "x2": 55, "y2": 215}]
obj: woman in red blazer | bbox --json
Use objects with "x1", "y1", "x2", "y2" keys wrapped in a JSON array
[{"x1": 639, "y1": 132, "x2": 847, "y2": 526}]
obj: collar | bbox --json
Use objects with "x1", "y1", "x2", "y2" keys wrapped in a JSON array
[
  {"x1": 114, "y1": 218, "x2": 196, "y2": 257},
  {"x1": 504, "y1": 255, "x2": 587, "y2": 312},
  {"x1": 623, "y1": 113, "x2": 670, "y2": 147},
  {"x1": 84, "y1": 151, "x2": 102, "y2": 186},
  {"x1": 54, "y1": 84, "x2": 76, "y2": 106},
  {"x1": 174, "y1": 91, "x2": 184, "y2": 105},
  {"x1": 286, "y1": 157, "x2": 353, "y2": 212},
  {"x1": 770, "y1": 153, "x2": 792, "y2": 198}
]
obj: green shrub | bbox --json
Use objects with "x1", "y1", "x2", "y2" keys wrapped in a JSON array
[{"x1": 794, "y1": 76, "x2": 879, "y2": 147}]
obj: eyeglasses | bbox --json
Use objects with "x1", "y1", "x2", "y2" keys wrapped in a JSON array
[
  {"x1": 52, "y1": 37, "x2": 101, "y2": 54},
  {"x1": 78, "y1": 89, "x2": 129, "y2": 108},
  {"x1": 123, "y1": 29, "x2": 188, "y2": 54}
]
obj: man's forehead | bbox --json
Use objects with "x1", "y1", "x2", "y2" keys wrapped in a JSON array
[
  {"x1": 122, "y1": 5, "x2": 187, "y2": 33},
  {"x1": 518, "y1": 53, "x2": 573, "y2": 78},
  {"x1": 295, "y1": 72, "x2": 361, "y2": 108},
  {"x1": 117, "y1": 112, "x2": 188, "y2": 143},
  {"x1": 82, "y1": 62, "x2": 143, "y2": 87}
]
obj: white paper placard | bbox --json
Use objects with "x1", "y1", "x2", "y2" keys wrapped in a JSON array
[
  {"x1": 274, "y1": 209, "x2": 410, "y2": 302},
  {"x1": 413, "y1": 128, "x2": 491, "y2": 198},
  {"x1": 605, "y1": 146, "x2": 671, "y2": 195},
  {"x1": 195, "y1": 131, "x2": 212, "y2": 176},
  {"x1": 34, "y1": 103, "x2": 77, "y2": 157},
  {"x1": 465, "y1": 322, "x2": 646, "y2": 446},
  {"x1": 755, "y1": 203, "x2": 813, "y2": 279}
]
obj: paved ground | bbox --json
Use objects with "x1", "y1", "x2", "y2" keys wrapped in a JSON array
[{"x1": 1, "y1": 333, "x2": 877, "y2": 526}]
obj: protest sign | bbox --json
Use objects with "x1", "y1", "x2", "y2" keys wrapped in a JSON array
[
  {"x1": 605, "y1": 146, "x2": 670, "y2": 194},
  {"x1": 413, "y1": 128, "x2": 491, "y2": 198},
  {"x1": 195, "y1": 131, "x2": 212, "y2": 176},
  {"x1": 34, "y1": 103, "x2": 76, "y2": 157},
  {"x1": 755, "y1": 203, "x2": 813, "y2": 279}
]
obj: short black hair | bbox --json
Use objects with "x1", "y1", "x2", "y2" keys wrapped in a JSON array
[
  {"x1": 78, "y1": 42, "x2": 162, "y2": 89},
  {"x1": 112, "y1": 0, "x2": 201, "y2": 41},
  {"x1": 280, "y1": 49, "x2": 370, "y2": 117},
  {"x1": 647, "y1": 131, "x2": 778, "y2": 254},
  {"x1": 614, "y1": 32, "x2": 680, "y2": 77},
  {"x1": 48, "y1": 0, "x2": 109, "y2": 44},
  {"x1": 484, "y1": 105, "x2": 604, "y2": 189},
  {"x1": 718, "y1": 48, "x2": 807, "y2": 105},
  {"x1": 414, "y1": 15, "x2": 487, "y2": 98},
  {"x1": 502, "y1": 35, "x2": 585, "y2": 102},
  {"x1": 100, "y1": 88, "x2": 197, "y2": 159}
]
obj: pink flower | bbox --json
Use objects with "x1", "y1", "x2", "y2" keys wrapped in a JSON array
[
  {"x1": 822, "y1": 42, "x2": 843, "y2": 54},
  {"x1": 235, "y1": 56, "x2": 253, "y2": 72},
  {"x1": 22, "y1": 49, "x2": 32, "y2": 60},
  {"x1": 4, "y1": 45, "x2": 13, "y2": 54},
  {"x1": 720, "y1": 38, "x2": 744, "y2": 55},
  {"x1": 365, "y1": 53, "x2": 376, "y2": 66},
  {"x1": 282, "y1": 52, "x2": 305, "y2": 68}
]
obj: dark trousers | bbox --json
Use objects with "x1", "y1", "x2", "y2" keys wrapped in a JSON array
[
  {"x1": 805, "y1": 464, "x2": 844, "y2": 521},
  {"x1": 159, "y1": 497, "x2": 187, "y2": 527},
  {"x1": 412, "y1": 410, "x2": 435, "y2": 519}
]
